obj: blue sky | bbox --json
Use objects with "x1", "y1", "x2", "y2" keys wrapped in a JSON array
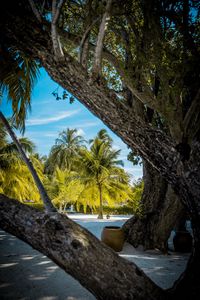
[{"x1": 1, "y1": 68, "x2": 142, "y2": 181}]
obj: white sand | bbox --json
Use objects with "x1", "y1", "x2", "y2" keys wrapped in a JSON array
[
  {"x1": 69, "y1": 214, "x2": 190, "y2": 290},
  {"x1": 0, "y1": 214, "x2": 190, "y2": 299}
]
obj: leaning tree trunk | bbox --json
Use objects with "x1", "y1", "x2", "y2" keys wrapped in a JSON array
[
  {"x1": 123, "y1": 161, "x2": 185, "y2": 252},
  {"x1": 0, "y1": 111, "x2": 56, "y2": 213},
  {"x1": 0, "y1": 194, "x2": 168, "y2": 300},
  {"x1": 97, "y1": 183, "x2": 103, "y2": 219}
]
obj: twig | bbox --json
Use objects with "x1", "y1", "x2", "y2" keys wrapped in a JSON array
[
  {"x1": 79, "y1": 17, "x2": 100, "y2": 66},
  {"x1": 41, "y1": 0, "x2": 46, "y2": 15},
  {"x1": 28, "y1": 0, "x2": 42, "y2": 23}
]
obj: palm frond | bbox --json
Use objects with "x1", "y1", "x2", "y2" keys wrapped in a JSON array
[{"x1": 0, "y1": 46, "x2": 40, "y2": 131}]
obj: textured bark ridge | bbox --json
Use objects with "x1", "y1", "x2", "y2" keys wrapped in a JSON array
[
  {"x1": 0, "y1": 194, "x2": 167, "y2": 300},
  {"x1": 123, "y1": 162, "x2": 184, "y2": 251}
]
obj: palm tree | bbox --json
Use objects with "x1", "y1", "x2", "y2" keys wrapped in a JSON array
[
  {"x1": 45, "y1": 128, "x2": 86, "y2": 173},
  {"x1": 79, "y1": 132, "x2": 130, "y2": 219},
  {"x1": 0, "y1": 122, "x2": 43, "y2": 202},
  {"x1": 0, "y1": 47, "x2": 56, "y2": 212},
  {"x1": 0, "y1": 112, "x2": 56, "y2": 212},
  {"x1": 89, "y1": 128, "x2": 112, "y2": 146},
  {"x1": 47, "y1": 167, "x2": 84, "y2": 212}
]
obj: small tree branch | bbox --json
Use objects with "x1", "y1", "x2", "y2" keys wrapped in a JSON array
[
  {"x1": 41, "y1": 0, "x2": 46, "y2": 15},
  {"x1": 28, "y1": 0, "x2": 43, "y2": 23},
  {"x1": 92, "y1": 0, "x2": 112, "y2": 79},
  {"x1": 79, "y1": 17, "x2": 100, "y2": 66},
  {"x1": 52, "y1": 0, "x2": 64, "y2": 24},
  {"x1": 58, "y1": 27, "x2": 157, "y2": 111},
  {"x1": 51, "y1": 0, "x2": 65, "y2": 59},
  {"x1": 0, "y1": 111, "x2": 56, "y2": 213}
]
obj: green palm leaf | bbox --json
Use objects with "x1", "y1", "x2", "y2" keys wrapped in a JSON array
[{"x1": 0, "y1": 47, "x2": 40, "y2": 131}]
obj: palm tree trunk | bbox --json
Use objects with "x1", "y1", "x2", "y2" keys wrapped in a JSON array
[
  {"x1": 0, "y1": 111, "x2": 56, "y2": 213},
  {"x1": 98, "y1": 183, "x2": 103, "y2": 219},
  {"x1": 59, "y1": 201, "x2": 63, "y2": 213}
]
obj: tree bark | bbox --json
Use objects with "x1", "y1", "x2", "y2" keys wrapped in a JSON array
[
  {"x1": 92, "y1": 0, "x2": 112, "y2": 78},
  {"x1": 51, "y1": 0, "x2": 64, "y2": 59},
  {"x1": 0, "y1": 194, "x2": 167, "y2": 300},
  {"x1": 123, "y1": 161, "x2": 184, "y2": 252},
  {"x1": 169, "y1": 243, "x2": 200, "y2": 300},
  {"x1": 97, "y1": 184, "x2": 103, "y2": 219}
]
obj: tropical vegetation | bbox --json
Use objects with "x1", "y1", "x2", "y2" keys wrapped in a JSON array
[
  {"x1": 0, "y1": 123, "x2": 43, "y2": 202},
  {"x1": 0, "y1": 122, "x2": 142, "y2": 217}
]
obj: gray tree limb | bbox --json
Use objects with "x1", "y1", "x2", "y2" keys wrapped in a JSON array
[
  {"x1": 79, "y1": 17, "x2": 100, "y2": 67},
  {"x1": 0, "y1": 194, "x2": 167, "y2": 300},
  {"x1": 92, "y1": 0, "x2": 112, "y2": 79},
  {"x1": 51, "y1": 0, "x2": 65, "y2": 59}
]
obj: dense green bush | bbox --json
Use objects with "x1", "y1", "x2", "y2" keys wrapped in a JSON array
[{"x1": 96, "y1": 205, "x2": 134, "y2": 215}]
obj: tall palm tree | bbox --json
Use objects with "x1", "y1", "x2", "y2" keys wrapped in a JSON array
[
  {"x1": 0, "y1": 47, "x2": 56, "y2": 212},
  {"x1": 0, "y1": 122, "x2": 35, "y2": 169},
  {"x1": 79, "y1": 133, "x2": 129, "y2": 219},
  {"x1": 0, "y1": 123, "x2": 43, "y2": 202},
  {"x1": 47, "y1": 167, "x2": 84, "y2": 212},
  {"x1": 0, "y1": 112, "x2": 56, "y2": 212},
  {"x1": 89, "y1": 128, "x2": 112, "y2": 146},
  {"x1": 45, "y1": 128, "x2": 86, "y2": 173}
]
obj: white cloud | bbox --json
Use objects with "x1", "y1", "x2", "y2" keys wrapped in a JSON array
[
  {"x1": 44, "y1": 133, "x2": 58, "y2": 137},
  {"x1": 76, "y1": 128, "x2": 85, "y2": 136},
  {"x1": 112, "y1": 144, "x2": 121, "y2": 150},
  {"x1": 55, "y1": 120, "x2": 101, "y2": 131},
  {"x1": 118, "y1": 155, "x2": 128, "y2": 160},
  {"x1": 78, "y1": 121, "x2": 101, "y2": 128},
  {"x1": 32, "y1": 99, "x2": 53, "y2": 106},
  {"x1": 124, "y1": 167, "x2": 142, "y2": 173},
  {"x1": 26, "y1": 110, "x2": 80, "y2": 126}
]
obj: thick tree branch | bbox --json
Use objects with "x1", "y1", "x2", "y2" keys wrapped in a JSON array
[
  {"x1": 58, "y1": 27, "x2": 163, "y2": 114},
  {"x1": 0, "y1": 194, "x2": 167, "y2": 300},
  {"x1": 79, "y1": 17, "x2": 100, "y2": 66},
  {"x1": 92, "y1": 0, "x2": 112, "y2": 79},
  {"x1": 51, "y1": 0, "x2": 65, "y2": 59}
]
